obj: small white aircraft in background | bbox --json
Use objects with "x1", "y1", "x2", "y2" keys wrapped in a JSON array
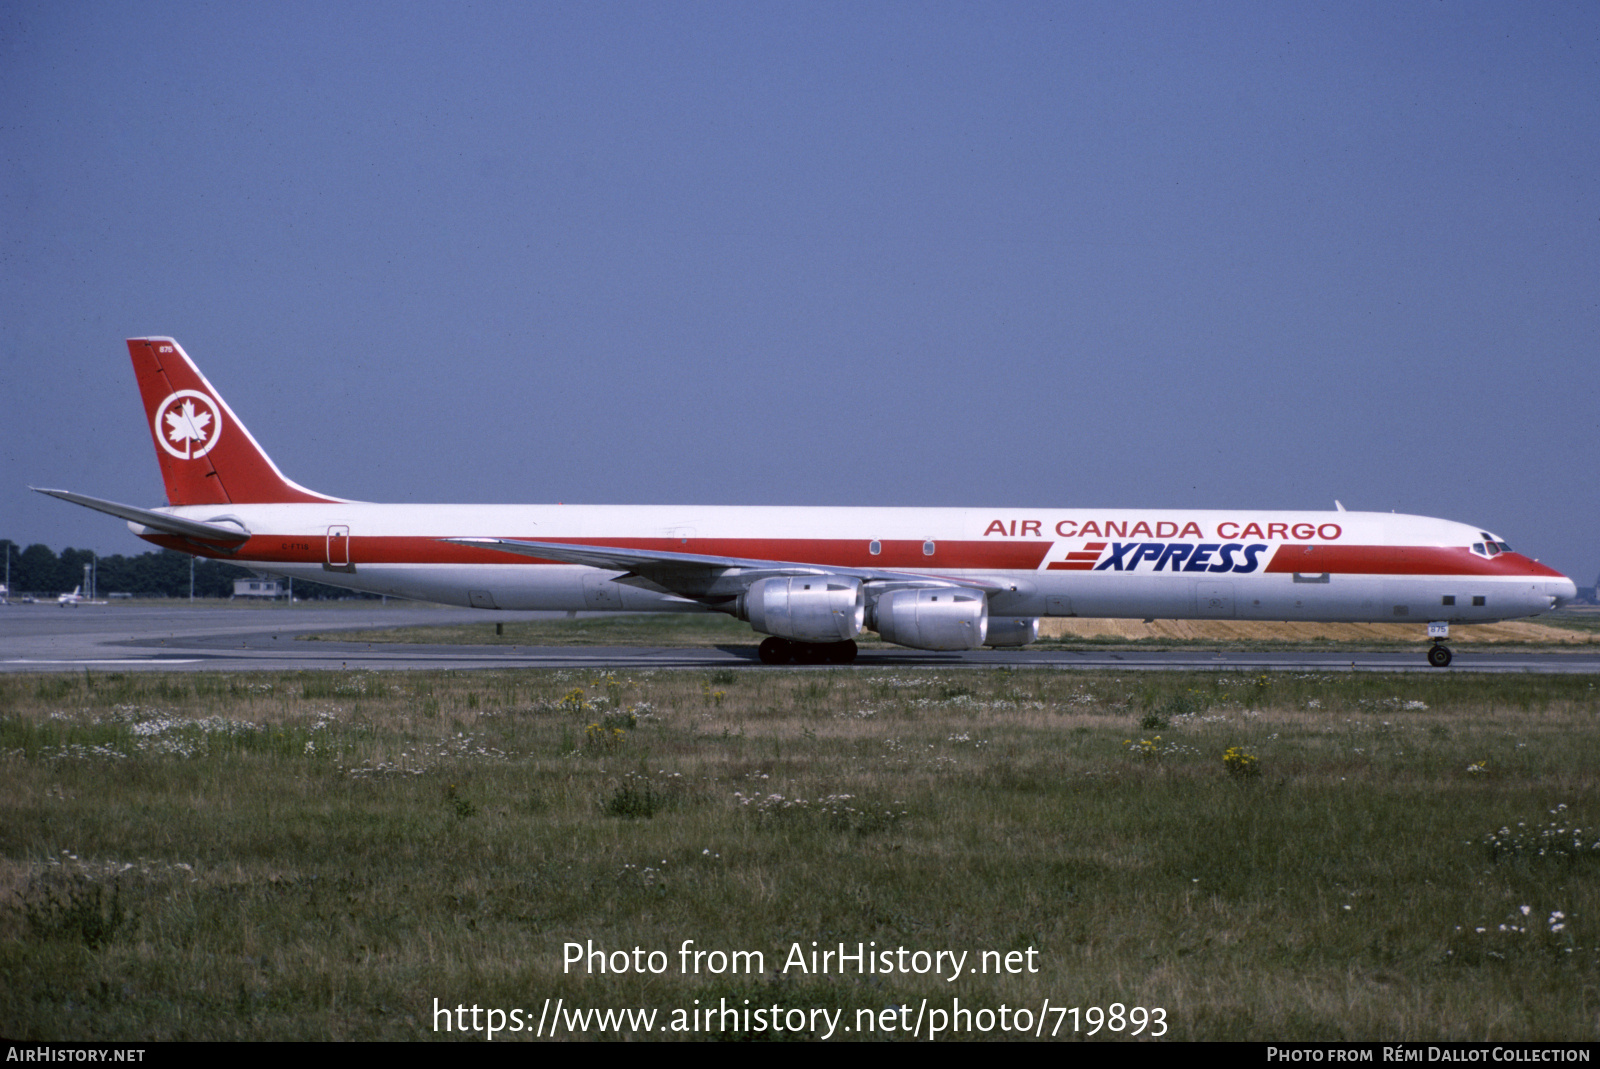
[
  {"x1": 57, "y1": 586, "x2": 84, "y2": 607},
  {"x1": 35, "y1": 338, "x2": 1576, "y2": 666}
]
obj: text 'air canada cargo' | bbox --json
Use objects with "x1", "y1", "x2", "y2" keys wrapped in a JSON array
[{"x1": 36, "y1": 338, "x2": 1577, "y2": 667}]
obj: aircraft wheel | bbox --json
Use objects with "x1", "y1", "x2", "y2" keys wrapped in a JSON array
[
  {"x1": 758, "y1": 637, "x2": 792, "y2": 665},
  {"x1": 1427, "y1": 644, "x2": 1453, "y2": 668},
  {"x1": 825, "y1": 640, "x2": 858, "y2": 665}
]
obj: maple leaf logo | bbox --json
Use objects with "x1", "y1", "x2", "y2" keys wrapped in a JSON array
[
  {"x1": 165, "y1": 400, "x2": 212, "y2": 452},
  {"x1": 153, "y1": 391, "x2": 223, "y2": 460}
]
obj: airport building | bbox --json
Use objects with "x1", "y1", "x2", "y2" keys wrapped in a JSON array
[{"x1": 232, "y1": 578, "x2": 288, "y2": 600}]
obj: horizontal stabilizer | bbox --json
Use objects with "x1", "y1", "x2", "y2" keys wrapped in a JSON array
[{"x1": 32, "y1": 488, "x2": 251, "y2": 544}]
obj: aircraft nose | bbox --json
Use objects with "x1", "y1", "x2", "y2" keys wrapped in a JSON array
[{"x1": 1551, "y1": 576, "x2": 1578, "y2": 609}]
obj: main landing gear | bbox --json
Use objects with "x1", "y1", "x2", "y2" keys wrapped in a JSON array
[
  {"x1": 758, "y1": 636, "x2": 859, "y2": 665},
  {"x1": 1426, "y1": 621, "x2": 1452, "y2": 668}
]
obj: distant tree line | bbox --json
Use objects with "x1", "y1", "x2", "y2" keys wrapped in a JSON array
[{"x1": 0, "y1": 540, "x2": 376, "y2": 600}]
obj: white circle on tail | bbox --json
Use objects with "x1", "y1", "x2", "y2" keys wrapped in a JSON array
[{"x1": 154, "y1": 390, "x2": 224, "y2": 460}]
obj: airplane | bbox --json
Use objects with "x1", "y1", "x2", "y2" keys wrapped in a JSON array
[
  {"x1": 58, "y1": 585, "x2": 84, "y2": 607},
  {"x1": 35, "y1": 337, "x2": 1577, "y2": 667}
]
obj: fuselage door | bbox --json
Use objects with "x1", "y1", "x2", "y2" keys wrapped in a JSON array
[{"x1": 325, "y1": 525, "x2": 354, "y2": 573}]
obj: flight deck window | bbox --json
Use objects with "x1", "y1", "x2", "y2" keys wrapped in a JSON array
[{"x1": 1472, "y1": 543, "x2": 1486, "y2": 556}]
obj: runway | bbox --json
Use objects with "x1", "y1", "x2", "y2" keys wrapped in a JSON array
[{"x1": 4, "y1": 601, "x2": 1599, "y2": 673}]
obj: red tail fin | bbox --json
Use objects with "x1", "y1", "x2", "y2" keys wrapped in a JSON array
[{"x1": 130, "y1": 337, "x2": 341, "y2": 505}]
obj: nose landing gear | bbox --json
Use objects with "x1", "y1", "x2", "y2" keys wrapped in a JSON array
[{"x1": 1426, "y1": 621, "x2": 1452, "y2": 668}]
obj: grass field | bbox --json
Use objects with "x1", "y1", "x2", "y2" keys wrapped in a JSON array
[{"x1": 4, "y1": 667, "x2": 1599, "y2": 1041}]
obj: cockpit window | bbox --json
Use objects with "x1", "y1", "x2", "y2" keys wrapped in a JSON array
[
  {"x1": 1472, "y1": 543, "x2": 1486, "y2": 556},
  {"x1": 1471, "y1": 540, "x2": 1514, "y2": 558}
]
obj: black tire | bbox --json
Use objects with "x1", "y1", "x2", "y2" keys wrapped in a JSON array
[
  {"x1": 1427, "y1": 644, "x2": 1452, "y2": 668},
  {"x1": 825, "y1": 640, "x2": 858, "y2": 665},
  {"x1": 758, "y1": 637, "x2": 791, "y2": 665}
]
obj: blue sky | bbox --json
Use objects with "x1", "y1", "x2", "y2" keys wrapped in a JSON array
[{"x1": 4, "y1": 2, "x2": 1597, "y2": 583}]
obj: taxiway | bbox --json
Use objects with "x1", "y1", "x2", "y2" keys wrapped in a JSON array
[{"x1": 3, "y1": 602, "x2": 1598, "y2": 674}]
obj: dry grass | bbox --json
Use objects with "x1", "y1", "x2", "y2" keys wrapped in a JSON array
[{"x1": 1040, "y1": 618, "x2": 1598, "y2": 644}]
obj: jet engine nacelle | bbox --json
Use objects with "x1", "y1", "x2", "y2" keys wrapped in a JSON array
[
  {"x1": 983, "y1": 616, "x2": 1039, "y2": 647},
  {"x1": 872, "y1": 588, "x2": 989, "y2": 650},
  {"x1": 742, "y1": 576, "x2": 865, "y2": 643}
]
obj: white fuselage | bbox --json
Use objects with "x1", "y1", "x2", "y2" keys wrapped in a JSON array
[{"x1": 135, "y1": 503, "x2": 1575, "y2": 624}]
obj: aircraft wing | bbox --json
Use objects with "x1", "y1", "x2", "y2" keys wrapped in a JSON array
[
  {"x1": 443, "y1": 537, "x2": 1006, "y2": 597},
  {"x1": 31, "y1": 488, "x2": 252, "y2": 545}
]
